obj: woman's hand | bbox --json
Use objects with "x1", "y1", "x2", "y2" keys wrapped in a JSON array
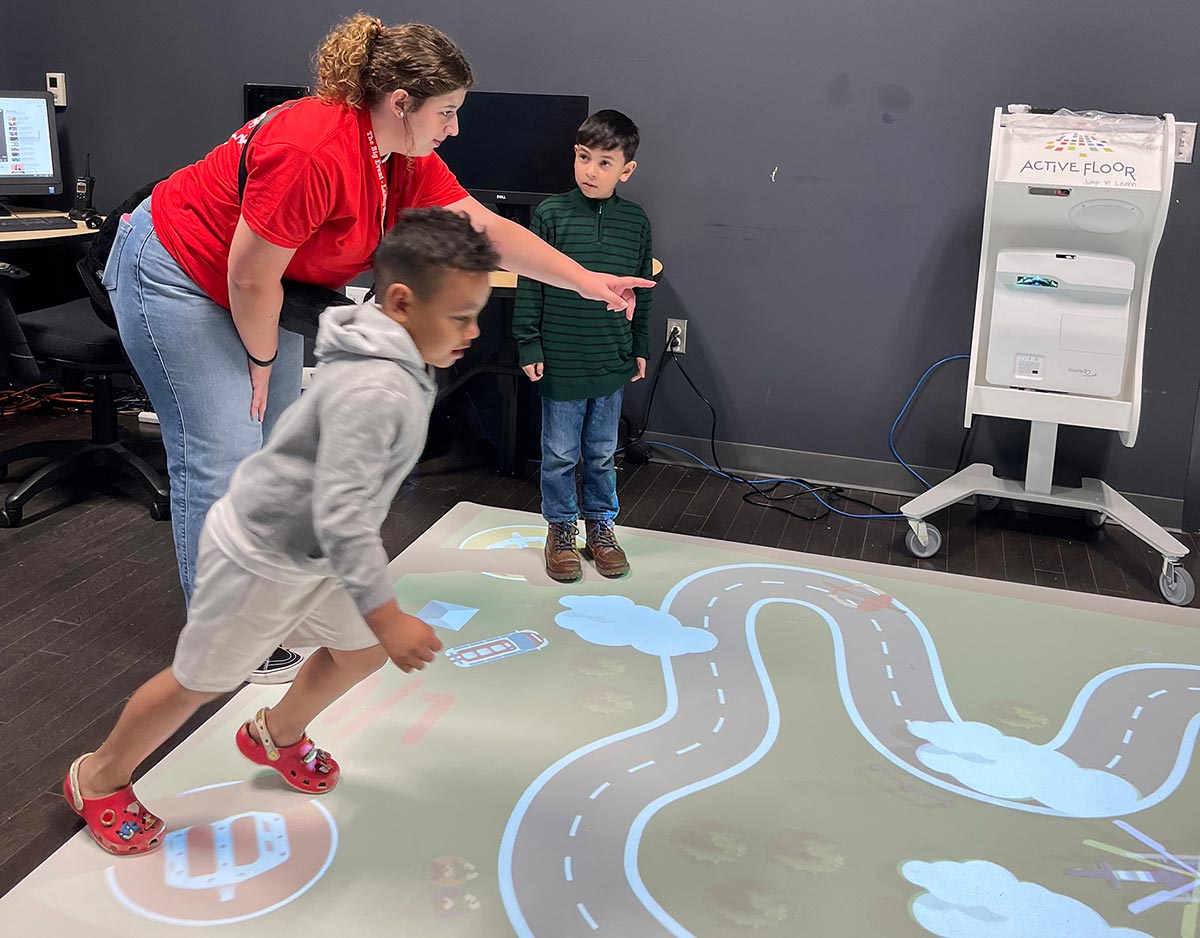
[
  {"x1": 573, "y1": 270, "x2": 656, "y2": 321},
  {"x1": 248, "y1": 360, "x2": 273, "y2": 422},
  {"x1": 228, "y1": 218, "x2": 297, "y2": 422}
]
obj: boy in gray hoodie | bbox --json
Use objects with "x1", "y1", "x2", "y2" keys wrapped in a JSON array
[{"x1": 63, "y1": 208, "x2": 498, "y2": 856}]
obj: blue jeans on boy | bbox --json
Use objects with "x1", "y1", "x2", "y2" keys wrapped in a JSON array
[
  {"x1": 540, "y1": 389, "x2": 623, "y2": 525},
  {"x1": 103, "y1": 198, "x2": 304, "y2": 603}
]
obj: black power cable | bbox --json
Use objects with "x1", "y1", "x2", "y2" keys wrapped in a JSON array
[{"x1": 626, "y1": 328, "x2": 891, "y2": 522}]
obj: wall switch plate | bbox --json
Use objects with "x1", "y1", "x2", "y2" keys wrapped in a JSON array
[
  {"x1": 45, "y1": 72, "x2": 66, "y2": 106},
  {"x1": 1175, "y1": 122, "x2": 1196, "y2": 163}
]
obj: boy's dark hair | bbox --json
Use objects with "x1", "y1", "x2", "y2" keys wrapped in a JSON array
[
  {"x1": 373, "y1": 207, "x2": 499, "y2": 299},
  {"x1": 577, "y1": 109, "x2": 639, "y2": 162}
]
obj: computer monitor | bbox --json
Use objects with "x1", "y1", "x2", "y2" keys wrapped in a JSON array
[
  {"x1": 0, "y1": 91, "x2": 63, "y2": 216},
  {"x1": 244, "y1": 83, "x2": 310, "y2": 123},
  {"x1": 437, "y1": 91, "x2": 589, "y2": 209}
]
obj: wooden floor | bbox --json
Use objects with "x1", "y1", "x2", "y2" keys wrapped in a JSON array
[{"x1": 1, "y1": 409, "x2": 1197, "y2": 897}]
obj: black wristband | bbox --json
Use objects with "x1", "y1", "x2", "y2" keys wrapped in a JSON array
[{"x1": 246, "y1": 348, "x2": 278, "y2": 367}]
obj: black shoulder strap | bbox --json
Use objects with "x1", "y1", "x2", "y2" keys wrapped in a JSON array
[{"x1": 237, "y1": 101, "x2": 300, "y2": 204}]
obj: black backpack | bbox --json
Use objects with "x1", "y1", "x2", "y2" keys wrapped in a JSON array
[{"x1": 75, "y1": 178, "x2": 164, "y2": 330}]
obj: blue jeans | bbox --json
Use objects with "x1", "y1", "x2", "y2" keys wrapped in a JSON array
[
  {"x1": 540, "y1": 389, "x2": 623, "y2": 525},
  {"x1": 104, "y1": 198, "x2": 304, "y2": 603}
]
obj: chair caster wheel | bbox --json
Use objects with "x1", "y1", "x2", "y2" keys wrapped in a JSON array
[
  {"x1": 149, "y1": 500, "x2": 171, "y2": 522},
  {"x1": 0, "y1": 506, "x2": 22, "y2": 528}
]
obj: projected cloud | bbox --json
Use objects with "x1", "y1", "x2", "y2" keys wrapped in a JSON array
[
  {"x1": 907, "y1": 721, "x2": 1140, "y2": 817},
  {"x1": 901, "y1": 860, "x2": 1150, "y2": 938},
  {"x1": 555, "y1": 596, "x2": 717, "y2": 657}
]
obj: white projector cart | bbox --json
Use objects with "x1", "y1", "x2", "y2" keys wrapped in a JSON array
[{"x1": 900, "y1": 106, "x2": 1194, "y2": 605}]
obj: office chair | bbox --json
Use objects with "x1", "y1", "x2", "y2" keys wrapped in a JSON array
[{"x1": 0, "y1": 181, "x2": 170, "y2": 528}]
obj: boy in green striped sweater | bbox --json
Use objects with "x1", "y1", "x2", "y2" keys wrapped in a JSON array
[{"x1": 514, "y1": 109, "x2": 654, "y2": 582}]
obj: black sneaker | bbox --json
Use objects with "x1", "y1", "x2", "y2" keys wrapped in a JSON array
[{"x1": 248, "y1": 646, "x2": 305, "y2": 685}]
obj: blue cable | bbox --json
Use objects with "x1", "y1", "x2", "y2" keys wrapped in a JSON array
[
  {"x1": 641, "y1": 354, "x2": 969, "y2": 521},
  {"x1": 888, "y1": 355, "x2": 970, "y2": 489}
]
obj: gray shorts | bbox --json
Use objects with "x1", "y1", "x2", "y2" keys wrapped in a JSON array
[{"x1": 172, "y1": 498, "x2": 378, "y2": 692}]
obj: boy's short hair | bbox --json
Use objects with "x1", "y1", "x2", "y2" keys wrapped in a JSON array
[
  {"x1": 577, "y1": 109, "x2": 640, "y2": 162},
  {"x1": 374, "y1": 208, "x2": 499, "y2": 300}
]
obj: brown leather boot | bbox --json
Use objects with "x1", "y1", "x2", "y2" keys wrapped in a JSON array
[
  {"x1": 544, "y1": 521, "x2": 583, "y2": 582},
  {"x1": 585, "y1": 520, "x2": 630, "y2": 578}
]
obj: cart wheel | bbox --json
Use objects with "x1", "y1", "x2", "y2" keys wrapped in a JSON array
[
  {"x1": 974, "y1": 494, "x2": 1001, "y2": 512},
  {"x1": 1159, "y1": 566, "x2": 1195, "y2": 606},
  {"x1": 1084, "y1": 510, "x2": 1107, "y2": 529},
  {"x1": 905, "y1": 523, "x2": 942, "y2": 559}
]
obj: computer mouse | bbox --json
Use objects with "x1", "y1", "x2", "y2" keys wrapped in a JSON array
[{"x1": 85, "y1": 213, "x2": 103, "y2": 229}]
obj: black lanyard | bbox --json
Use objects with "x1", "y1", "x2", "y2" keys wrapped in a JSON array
[{"x1": 237, "y1": 102, "x2": 389, "y2": 243}]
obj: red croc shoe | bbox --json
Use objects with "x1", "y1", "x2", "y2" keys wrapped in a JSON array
[
  {"x1": 236, "y1": 708, "x2": 340, "y2": 794},
  {"x1": 63, "y1": 754, "x2": 165, "y2": 856}
]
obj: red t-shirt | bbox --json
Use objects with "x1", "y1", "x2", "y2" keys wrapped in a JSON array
[{"x1": 151, "y1": 97, "x2": 468, "y2": 309}]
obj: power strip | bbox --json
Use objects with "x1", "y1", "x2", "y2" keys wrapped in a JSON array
[{"x1": 137, "y1": 410, "x2": 160, "y2": 425}]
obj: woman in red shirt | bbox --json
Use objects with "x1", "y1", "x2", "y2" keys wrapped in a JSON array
[{"x1": 102, "y1": 15, "x2": 651, "y2": 682}]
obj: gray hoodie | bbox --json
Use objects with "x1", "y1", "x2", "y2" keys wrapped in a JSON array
[{"x1": 225, "y1": 302, "x2": 436, "y2": 616}]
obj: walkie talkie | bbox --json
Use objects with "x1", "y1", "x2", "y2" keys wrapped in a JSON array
[{"x1": 69, "y1": 153, "x2": 96, "y2": 221}]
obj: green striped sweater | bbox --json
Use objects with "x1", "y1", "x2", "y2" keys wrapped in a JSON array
[{"x1": 514, "y1": 188, "x2": 653, "y2": 401}]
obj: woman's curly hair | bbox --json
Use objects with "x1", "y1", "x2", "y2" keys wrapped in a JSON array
[{"x1": 315, "y1": 14, "x2": 473, "y2": 110}]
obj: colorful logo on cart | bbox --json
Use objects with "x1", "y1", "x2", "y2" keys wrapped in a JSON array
[
  {"x1": 105, "y1": 782, "x2": 337, "y2": 926},
  {"x1": 1044, "y1": 132, "x2": 1113, "y2": 158},
  {"x1": 446, "y1": 629, "x2": 549, "y2": 667}
]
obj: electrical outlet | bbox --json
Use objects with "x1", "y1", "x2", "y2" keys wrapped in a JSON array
[
  {"x1": 666, "y1": 318, "x2": 688, "y2": 354},
  {"x1": 1176, "y1": 122, "x2": 1196, "y2": 164}
]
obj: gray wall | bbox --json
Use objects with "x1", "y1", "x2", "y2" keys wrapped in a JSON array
[{"x1": 4, "y1": 0, "x2": 1198, "y2": 504}]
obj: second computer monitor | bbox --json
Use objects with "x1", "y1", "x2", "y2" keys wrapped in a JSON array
[
  {"x1": 438, "y1": 91, "x2": 589, "y2": 207},
  {"x1": 243, "y1": 83, "x2": 310, "y2": 123}
]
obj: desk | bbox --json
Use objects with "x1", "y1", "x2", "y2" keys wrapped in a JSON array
[
  {"x1": 446, "y1": 259, "x2": 663, "y2": 475},
  {"x1": 487, "y1": 258, "x2": 662, "y2": 290},
  {"x1": 0, "y1": 210, "x2": 97, "y2": 314},
  {"x1": 0, "y1": 208, "x2": 96, "y2": 248}
]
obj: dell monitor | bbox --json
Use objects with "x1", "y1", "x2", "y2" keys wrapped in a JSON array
[
  {"x1": 0, "y1": 90, "x2": 63, "y2": 216},
  {"x1": 437, "y1": 91, "x2": 589, "y2": 212}
]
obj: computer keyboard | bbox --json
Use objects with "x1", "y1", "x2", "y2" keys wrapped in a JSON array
[{"x1": 0, "y1": 215, "x2": 79, "y2": 232}]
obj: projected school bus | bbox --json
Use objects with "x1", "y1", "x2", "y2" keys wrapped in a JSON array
[{"x1": 445, "y1": 630, "x2": 549, "y2": 668}]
